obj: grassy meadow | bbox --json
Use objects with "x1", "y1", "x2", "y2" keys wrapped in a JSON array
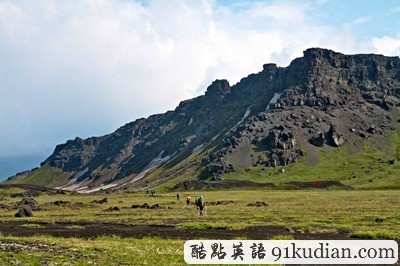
[{"x1": 0, "y1": 188, "x2": 399, "y2": 265}]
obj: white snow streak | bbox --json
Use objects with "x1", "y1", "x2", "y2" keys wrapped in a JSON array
[
  {"x1": 188, "y1": 117, "x2": 193, "y2": 126},
  {"x1": 192, "y1": 143, "x2": 204, "y2": 153},
  {"x1": 80, "y1": 183, "x2": 119, "y2": 193},
  {"x1": 265, "y1": 92, "x2": 282, "y2": 111},
  {"x1": 128, "y1": 151, "x2": 171, "y2": 184},
  {"x1": 235, "y1": 105, "x2": 253, "y2": 127},
  {"x1": 54, "y1": 167, "x2": 89, "y2": 190}
]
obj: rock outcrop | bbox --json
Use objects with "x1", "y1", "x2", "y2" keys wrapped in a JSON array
[{"x1": 8, "y1": 48, "x2": 400, "y2": 190}]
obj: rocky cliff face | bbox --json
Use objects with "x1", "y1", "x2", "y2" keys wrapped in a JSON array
[{"x1": 9, "y1": 48, "x2": 400, "y2": 191}]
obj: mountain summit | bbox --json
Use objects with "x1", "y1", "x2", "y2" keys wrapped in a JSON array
[{"x1": 8, "y1": 48, "x2": 400, "y2": 192}]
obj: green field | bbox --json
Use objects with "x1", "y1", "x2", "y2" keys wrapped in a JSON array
[{"x1": 0, "y1": 188, "x2": 399, "y2": 265}]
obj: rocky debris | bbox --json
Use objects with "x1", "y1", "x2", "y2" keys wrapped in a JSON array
[
  {"x1": 105, "y1": 206, "x2": 120, "y2": 212},
  {"x1": 10, "y1": 193, "x2": 25, "y2": 198},
  {"x1": 367, "y1": 125, "x2": 376, "y2": 134},
  {"x1": 0, "y1": 203, "x2": 8, "y2": 209},
  {"x1": 92, "y1": 198, "x2": 108, "y2": 204},
  {"x1": 310, "y1": 125, "x2": 344, "y2": 147},
  {"x1": 327, "y1": 125, "x2": 345, "y2": 147},
  {"x1": 52, "y1": 200, "x2": 70, "y2": 206},
  {"x1": 208, "y1": 200, "x2": 235, "y2": 206},
  {"x1": 131, "y1": 203, "x2": 164, "y2": 209},
  {"x1": 310, "y1": 132, "x2": 325, "y2": 147},
  {"x1": 17, "y1": 197, "x2": 40, "y2": 211},
  {"x1": 264, "y1": 126, "x2": 303, "y2": 167},
  {"x1": 247, "y1": 201, "x2": 268, "y2": 207},
  {"x1": 15, "y1": 206, "x2": 33, "y2": 217},
  {"x1": 10, "y1": 190, "x2": 40, "y2": 198},
  {"x1": 150, "y1": 204, "x2": 165, "y2": 209},
  {"x1": 199, "y1": 162, "x2": 234, "y2": 180}
]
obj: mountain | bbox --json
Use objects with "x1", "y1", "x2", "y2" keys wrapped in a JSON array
[
  {"x1": 0, "y1": 155, "x2": 44, "y2": 181},
  {"x1": 6, "y1": 48, "x2": 400, "y2": 192}
]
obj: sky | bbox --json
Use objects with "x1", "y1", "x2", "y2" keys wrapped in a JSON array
[{"x1": 1, "y1": 0, "x2": 400, "y2": 179}]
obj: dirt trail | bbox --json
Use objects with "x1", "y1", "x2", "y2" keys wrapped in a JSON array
[{"x1": 0, "y1": 221, "x2": 349, "y2": 240}]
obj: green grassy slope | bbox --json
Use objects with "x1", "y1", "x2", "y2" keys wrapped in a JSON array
[
  {"x1": 6, "y1": 164, "x2": 67, "y2": 187},
  {"x1": 222, "y1": 132, "x2": 400, "y2": 189}
]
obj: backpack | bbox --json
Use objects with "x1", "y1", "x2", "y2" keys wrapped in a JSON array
[{"x1": 198, "y1": 198, "x2": 204, "y2": 207}]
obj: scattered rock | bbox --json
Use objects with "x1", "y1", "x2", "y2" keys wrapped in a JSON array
[
  {"x1": 149, "y1": 204, "x2": 164, "y2": 209},
  {"x1": 208, "y1": 200, "x2": 235, "y2": 206},
  {"x1": 105, "y1": 206, "x2": 120, "y2": 212},
  {"x1": 15, "y1": 206, "x2": 33, "y2": 217},
  {"x1": 10, "y1": 193, "x2": 25, "y2": 198},
  {"x1": 367, "y1": 125, "x2": 376, "y2": 134},
  {"x1": 17, "y1": 198, "x2": 40, "y2": 210},
  {"x1": 131, "y1": 203, "x2": 164, "y2": 209},
  {"x1": 53, "y1": 200, "x2": 70, "y2": 206},
  {"x1": 247, "y1": 201, "x2": 268, "y2": 207},
  {"x1": 92, "y1": 198, "x2": 108, "y2": 204}
]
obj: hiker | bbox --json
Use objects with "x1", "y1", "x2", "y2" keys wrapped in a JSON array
[
  {"x1": 198, "y1": 196, "x2": 205, "y2": 216},
  {"x1": 177, "y1": 193, "x2": 180, "y2": 200},
  {"x1": 186, "y1": 195, "x2": 192, "y2": 206},
  {"x1": 146, "y1": 189, "x2": 149, "y2": 194}
]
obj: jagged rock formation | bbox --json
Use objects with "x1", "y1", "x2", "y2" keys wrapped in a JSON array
[{"x1": 7, "y1": 48, "x2": 400, "y2": 191}]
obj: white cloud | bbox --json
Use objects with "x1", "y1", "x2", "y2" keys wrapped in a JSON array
[
  {"x1": 352, "y1": 16, "x2": 372, "y2": 25},
  {"x1": 0, "y1": 0, "x2": 395, "y2": 158},
  {"x1": 390, "y1": 6, "x2": 400, "y2": 13},
  {"x1": 370, "y1": 35, "x2": 400, "y2": 56}
]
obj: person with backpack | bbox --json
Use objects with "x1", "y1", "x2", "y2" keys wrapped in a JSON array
[
  {"x1": 186, "y1": 195, "x2": 191, "y2": 206},
  {"x1": 198, "y1": 196, "x2": 205, "y2": 216}
]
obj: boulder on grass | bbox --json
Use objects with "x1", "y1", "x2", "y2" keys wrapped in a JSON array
[{"x1": 15, "y1": 205, "x2": 33, "y2": 217}]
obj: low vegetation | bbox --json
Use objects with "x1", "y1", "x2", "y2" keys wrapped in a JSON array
[
  {"x1": 0, "y1": 186, "x2": 398, "y2": 265},
  {"x1": 222, "y1": 132, "x2": 400, "y2": 189}
]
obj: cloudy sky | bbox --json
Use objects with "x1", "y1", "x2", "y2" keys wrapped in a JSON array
[{"x1": 1, "y1": 0, "x2": 400, "y2": 178}]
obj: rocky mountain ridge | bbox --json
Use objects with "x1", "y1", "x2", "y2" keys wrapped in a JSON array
[{"x1": 7, "y1": 48, "x2": 400, "y2": 191}]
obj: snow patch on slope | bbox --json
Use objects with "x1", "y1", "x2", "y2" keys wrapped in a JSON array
[
  {"x1": 128, "y1": 151, "x2": 171, "y2": 184},
  {"x1": 80, "y1": 183, "x2": 119, "y2": 193},
  {"x1": 55, "y1": 167, "x2": 89, "y2": 190},
  {"x1": 265, "y1": 93, "x2": 283, "y2": 111},
  {"x1": 188, "y1": 117, "x2": 193, "y2": 126},
  {"x1": 235, "y1": 105, "x2": 253, "y2": 127},
  {"x1": 192, "y1": 143, "x2": 204, "y2": 153}
]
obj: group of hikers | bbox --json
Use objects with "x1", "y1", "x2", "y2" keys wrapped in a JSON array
[
  {"x1": 177, "y1": 194, "x2": 206, "y2": 216},
  {"x1": 146, "y1": 190, "x2": 206, "y2": 216}
]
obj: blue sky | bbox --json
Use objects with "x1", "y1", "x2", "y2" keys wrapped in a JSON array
[{"x1": 0, "y1": 0, "x2": 399, "y2": 179}]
